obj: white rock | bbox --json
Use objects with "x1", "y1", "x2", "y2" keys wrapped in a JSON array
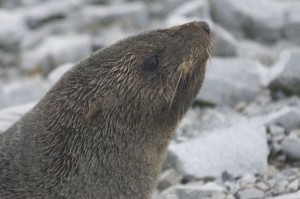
[
  {"x1": 237, "y1": 188, "x2": 265, "y2": 199},
  {"x1": 170, "y1": 120, "x2": 269, "y2": 178},
  {"x1": 21, "y1": 35, "x2": 92, "y2": 72},
  {"x1": 256, "y1": 182, "x2": 270, "y2": 192},
  {"x1": 0, "y1": 78, "x2": 49, "y2": 109},
  {"x1": 0, "y1": 102, "x2": 36, "y2": 132},
  {"x1": 200, "y1": 182, "x2": 225, "y2": 192}
]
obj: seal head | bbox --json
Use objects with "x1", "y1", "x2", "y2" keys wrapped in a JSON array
[{"x1": 0, "y1": 21, "x2": 211, "y2": 199}]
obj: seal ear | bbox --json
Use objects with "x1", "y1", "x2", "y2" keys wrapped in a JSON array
[{"x1": 84, "y1": 90, "x2": 116, "y2": 119}]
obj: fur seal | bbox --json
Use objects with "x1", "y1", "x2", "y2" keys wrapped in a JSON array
[{"x1": 0, "y1": 21, "x2": 211, "y2": 199}]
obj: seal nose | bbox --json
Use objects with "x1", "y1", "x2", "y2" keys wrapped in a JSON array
[{"x1": 196, "y1": 21, "x2": 210, "y2": 34}]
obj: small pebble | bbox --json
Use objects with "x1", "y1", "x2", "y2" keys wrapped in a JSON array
[
  {"x1": 239, "y1": 174, "x2": 256, "y2": 187},
  {"x1": 256, "y1": 181, "x2": 269, "y2": 191}
]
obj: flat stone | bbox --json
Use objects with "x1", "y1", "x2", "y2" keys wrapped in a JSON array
[
  {"x1": 170, "y1": 120, "x2": 269, "y2": 178},
  {"x1": 255, "y1": 182, "x2": 270, "y2": 192},
  {"x1": 237, "y1": 188, "x2": 265, "y2": 199},
  {"x1": 269, "y1": 191, "x2": 300, "y2": 199}
]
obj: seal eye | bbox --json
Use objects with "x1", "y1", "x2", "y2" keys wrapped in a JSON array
[{"x1": 143, "y1": 55, "x2": 159, "y2": 73}]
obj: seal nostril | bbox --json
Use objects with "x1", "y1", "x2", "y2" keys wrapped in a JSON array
[{"x1": 197, "y1": 21, "x2": 210, "y2": 34}]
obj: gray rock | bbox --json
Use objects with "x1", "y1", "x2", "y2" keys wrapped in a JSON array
[
  {"x1": 167, "y1": 0, "x2": 210, "y2": 21},
  {"x1": 286, "y1": 180, "x2": 299, "y2": 193},
  {"x1": 284, "y1": 4, "x2": 300, "y2": 42},
  {"x1": 170, "y1": 120, "x2": 269, "y2": 178},
  {"x1": 165, "y1": 0, "x2": 210, "y2": 30},
  {"x1": 78, "y1": 2, "x2": 148, "y2": 29},
  {"x1": 0, "y1": 10, "x2": 27, "y2": 51},
  {"x1": 0, "y1": 0, "x2": 43, "y2": 9},
  {"x1": 281, "y1": 137, "x2": 300, "y2": 160},
  {"x1": 237, "y1": 40, "x2": 277, "y2": 66},
  {"x1": 21, "y1": 35, "x2": 92, "y2": 73},
  {"x1": 196, "y1": 58, "x2": 267, "y2": 107},
  {"x1": 148, "y1": 0, "x2": 187, "y2": 18},
  {"x1": 210, "y1": 0, "x2": 290, "y2": 41},
  {"x1": 212, "y1": 24, "x2": 238, "y2": 57},
  {"x1": 269, "y1": 125, "x2": 285, "y2": 137},
  {"x1": 21, "y1": 0, "x2": 81, "y2": 29},
  {"x1": 270, "y1": 50, "x2": 300, "y2": 95},
  {"x1": 237, "y1": 188, "x2": 265, "y2": 199},
  {"x1": 269, "y1": 191, "x2": 300, "y2": 199}
]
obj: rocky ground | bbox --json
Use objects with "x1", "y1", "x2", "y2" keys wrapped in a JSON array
[{"x1": 0, "y1": 0, "x2": 300, "y2": 198}]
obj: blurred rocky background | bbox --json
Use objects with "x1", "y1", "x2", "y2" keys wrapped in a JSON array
[{"x1": 0, "y1": 0, "x2": 300, "y2": 198}]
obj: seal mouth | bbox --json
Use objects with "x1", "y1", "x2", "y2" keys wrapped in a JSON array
[{"x1": 167, "y1": 39, "x2": 212, "y2": 111}]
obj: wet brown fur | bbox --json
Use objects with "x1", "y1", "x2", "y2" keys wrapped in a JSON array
[{"x1": 0, "y1": 22, "x2": 211, "y2": 199}]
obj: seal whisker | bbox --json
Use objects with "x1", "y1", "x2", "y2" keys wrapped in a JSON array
[{"x1": 168, "y1": 71, "x2": 183, "y2": 111}]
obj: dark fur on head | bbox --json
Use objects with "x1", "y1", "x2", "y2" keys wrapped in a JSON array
[{"x1": 0, "y1": 21, "x2": 211, "y2": 199}]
